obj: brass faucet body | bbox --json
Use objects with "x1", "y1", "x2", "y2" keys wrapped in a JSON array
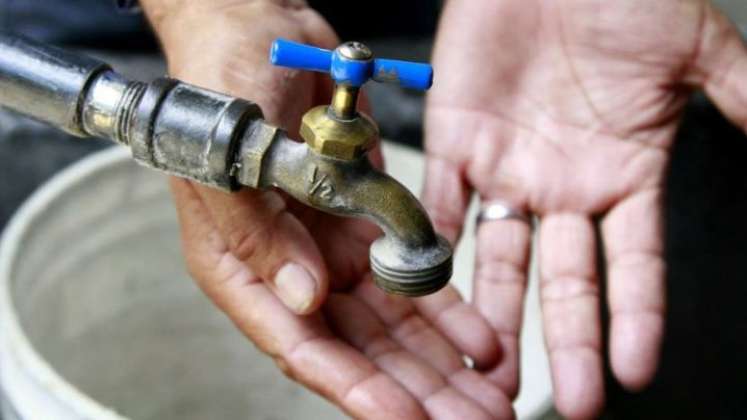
[{"x1": 239, "y1": 74, "x2": 452, "y2": 295}]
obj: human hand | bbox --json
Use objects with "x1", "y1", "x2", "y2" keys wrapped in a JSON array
[
  {"x1": 142, "y1": 1, "x2": 514, "y2": 418},
  {"x1": 425, "y1": 1, "x2": 747, "y2": 418}
]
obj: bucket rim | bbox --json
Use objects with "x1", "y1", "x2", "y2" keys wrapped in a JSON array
[{"x1": 0, "y1": 145, "x2": 131, "y2": 419}]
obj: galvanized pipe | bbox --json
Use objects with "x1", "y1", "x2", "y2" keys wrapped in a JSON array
[
  {"x1": 0, "y1": 33, "x2": 109, "y2": 136},
  {"x1": 0, "y1": 33, "x2": 266, "y2": 191},
  {"x1": 81, "y1": 70, "x2": 140, "y2": 142}
]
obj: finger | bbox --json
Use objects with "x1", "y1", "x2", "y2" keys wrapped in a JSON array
[
  {"x1": 191, "y1": 185, "x2": 329, "y2": 315},
  {"x1": 448, "y1": 369, "x2": 515, "y2": 420},
  {"x1": 421, "y1": 155, "x2": 471, "y2": 244},
  {"x1": 170, "y1": 178, "x2": 422, "y2": 420},
  {"x1": 308, "y1": 216, "x2": 377, "y2": 287},
  {"x1": 354, "y1": 279, "x2": 516, "y2": 418},
  {"x1": 601, "y1": 189, "x2": 666, "y2": 390},
  {"x1": 688, "y1": 4, "x2": 747, "y2": 131},
  {"x1": 413, "y1": 285, "x2": 501, "y2": 370},
  {"x1": 473, "y1": 213, "x2": 533, "y2": 399},
  {"x1": 354, "y1": 279, "x2": 465, "y2": 375},
  {"x1": 539, "y1": 213, "x2": 604, "y2": 419},
  {"x1": 421, "y1": 121, "x2": 508, "y2": 372},
  {"x1": 326, "y1": 293, "x2": 513, "y2": 419}
]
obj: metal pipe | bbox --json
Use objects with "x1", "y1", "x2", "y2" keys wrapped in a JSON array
[
  {"x1": 0, "y1": 33, "x2": 264, "y2": 191},
  {"x1": 0, "y1": 33, "x2": 109, "y2": 136},
  {"x1": 81, "y1": 70, "x2": 140, "y2": 141},
  {"x1": 0, "y1": 33, "x2": 453, "y2": 297},
  {"x1": 127, "y1": 78, "x2": 262, "y2": 190}
]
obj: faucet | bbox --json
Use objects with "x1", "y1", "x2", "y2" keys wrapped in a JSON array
[{"x1": 0, "y1": 33, "x2": 452, "y2": 297}]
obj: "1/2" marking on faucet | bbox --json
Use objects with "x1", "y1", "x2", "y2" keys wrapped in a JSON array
[{"x1": 308, "y1": 166, "x2": 335, "y2": 200}]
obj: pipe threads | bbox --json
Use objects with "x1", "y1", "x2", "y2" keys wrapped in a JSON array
[{"x1": 115, "y1": 81, "x2": 146, "y2": 145}]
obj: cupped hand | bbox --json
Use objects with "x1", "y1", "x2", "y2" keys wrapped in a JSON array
[
  {"x1": 425, "y1": 0, "x2": 747, "y2": 418},
  {"x1": 142, "y1": 1, "x2": 514, "y2": 418}
]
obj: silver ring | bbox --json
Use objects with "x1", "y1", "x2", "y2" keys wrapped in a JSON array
[{"x1": 476, "y1": 200, "x2": 531, "y2": 228}]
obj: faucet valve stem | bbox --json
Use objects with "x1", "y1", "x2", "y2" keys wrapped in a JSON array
[{"x1": 330, "y1": 42, "x2": 371, "y2": 119}]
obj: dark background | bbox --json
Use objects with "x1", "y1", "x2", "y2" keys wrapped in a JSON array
[{"x1": 0, "y1": 1, "x2": 746, "y2": 418}]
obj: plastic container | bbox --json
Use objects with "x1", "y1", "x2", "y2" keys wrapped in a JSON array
[{"x1": 0, "y1": 143, "x2": 552, "y2": 419}]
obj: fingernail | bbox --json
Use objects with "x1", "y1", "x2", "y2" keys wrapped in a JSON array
[{"x1": 275, "y1": 263, "x2": 317, "y2": 314}]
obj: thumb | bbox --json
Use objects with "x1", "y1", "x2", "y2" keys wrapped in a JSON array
[
  {"x1": 171, "y1": 179, "x2": 329, "y2": 315},
  {"x1": 689, "y1": 4, "x2": 747, "y2": 131}
]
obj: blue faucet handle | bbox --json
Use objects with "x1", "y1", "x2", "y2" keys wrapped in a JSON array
[
  {"x1": 270, "y1": 39, "x2": 433, "y2": 91},
  {"x1": 269, "y1": 39, "x2": 332, "y2": 74},
  {"x1": 372, "y1": 59, "x2": 433, "y2": 91}
]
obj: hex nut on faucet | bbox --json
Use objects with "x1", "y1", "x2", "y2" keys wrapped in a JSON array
[{"x1": 300, "y1": 105, "x2": 378, "y2": 160}]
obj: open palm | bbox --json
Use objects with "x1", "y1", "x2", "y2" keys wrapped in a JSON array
[
  {"x1": 145, "y1": 2, "x2": 515, "y2": 419},
  {"x1": 172, "y1": 178, "x2": 515, "y2": 420},
  {"x1": 425, "y1": 1, "x2": 747, "y2": 418}
]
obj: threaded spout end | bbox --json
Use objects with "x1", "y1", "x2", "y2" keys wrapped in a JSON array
[{"x1": 370, "y1": 235, "x2": 453, "y2": 297}]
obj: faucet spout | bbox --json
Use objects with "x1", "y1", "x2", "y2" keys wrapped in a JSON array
[{"x1": 239, "y1": 134, "x2": 453, "y2": 296}]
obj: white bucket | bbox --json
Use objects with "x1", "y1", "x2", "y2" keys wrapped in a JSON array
[{"x1": 0, "y1": 143, "x2": 552, "y2": 419}]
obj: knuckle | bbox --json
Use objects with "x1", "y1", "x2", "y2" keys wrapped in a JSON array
[
  {"x1": 180, "y1": 239, "x2": 213, "y2": 283},
  {"x1": 227, "y1": 226, "x2": 268, "y2": 263},
  {"x1": 540, "y1": 275, "x2": 599, "y2": 303},
  {"x1": 246, "y1": 0, "x2": 284, "y2": 15},
  {"x1": 245, "y1": 0, "x2": 309, "y2": 23},
  {"x1": 182, "y1": 254, "x2": 203, "y2": 282},
  {"x1": 476, "y1": 260, "x2": 526, "y2": 286},
  {"x1": 226, "y1": 208, "x2": 285, "y2": 265},
  {"x1": 392, "y1": 313, "x2": 429, "y2": 342},
  {"x1": 272, "y1": 355, "x2": 296, "y2": 380}
]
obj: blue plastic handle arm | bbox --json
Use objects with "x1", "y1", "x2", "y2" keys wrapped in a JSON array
[
  {"x1": 373, "y1": 59, "x2": 433, "y2": 91},
  {"x1": 270, "y1": 38, "x2": 433, "y2": 91},
  {"x1": 270, "y1": 39, "x2": 331, "y2": 74}
]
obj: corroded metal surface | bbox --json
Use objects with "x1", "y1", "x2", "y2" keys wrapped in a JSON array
[{"x1": 241, "y1": 135, "x2": 453, "y2": 296}]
